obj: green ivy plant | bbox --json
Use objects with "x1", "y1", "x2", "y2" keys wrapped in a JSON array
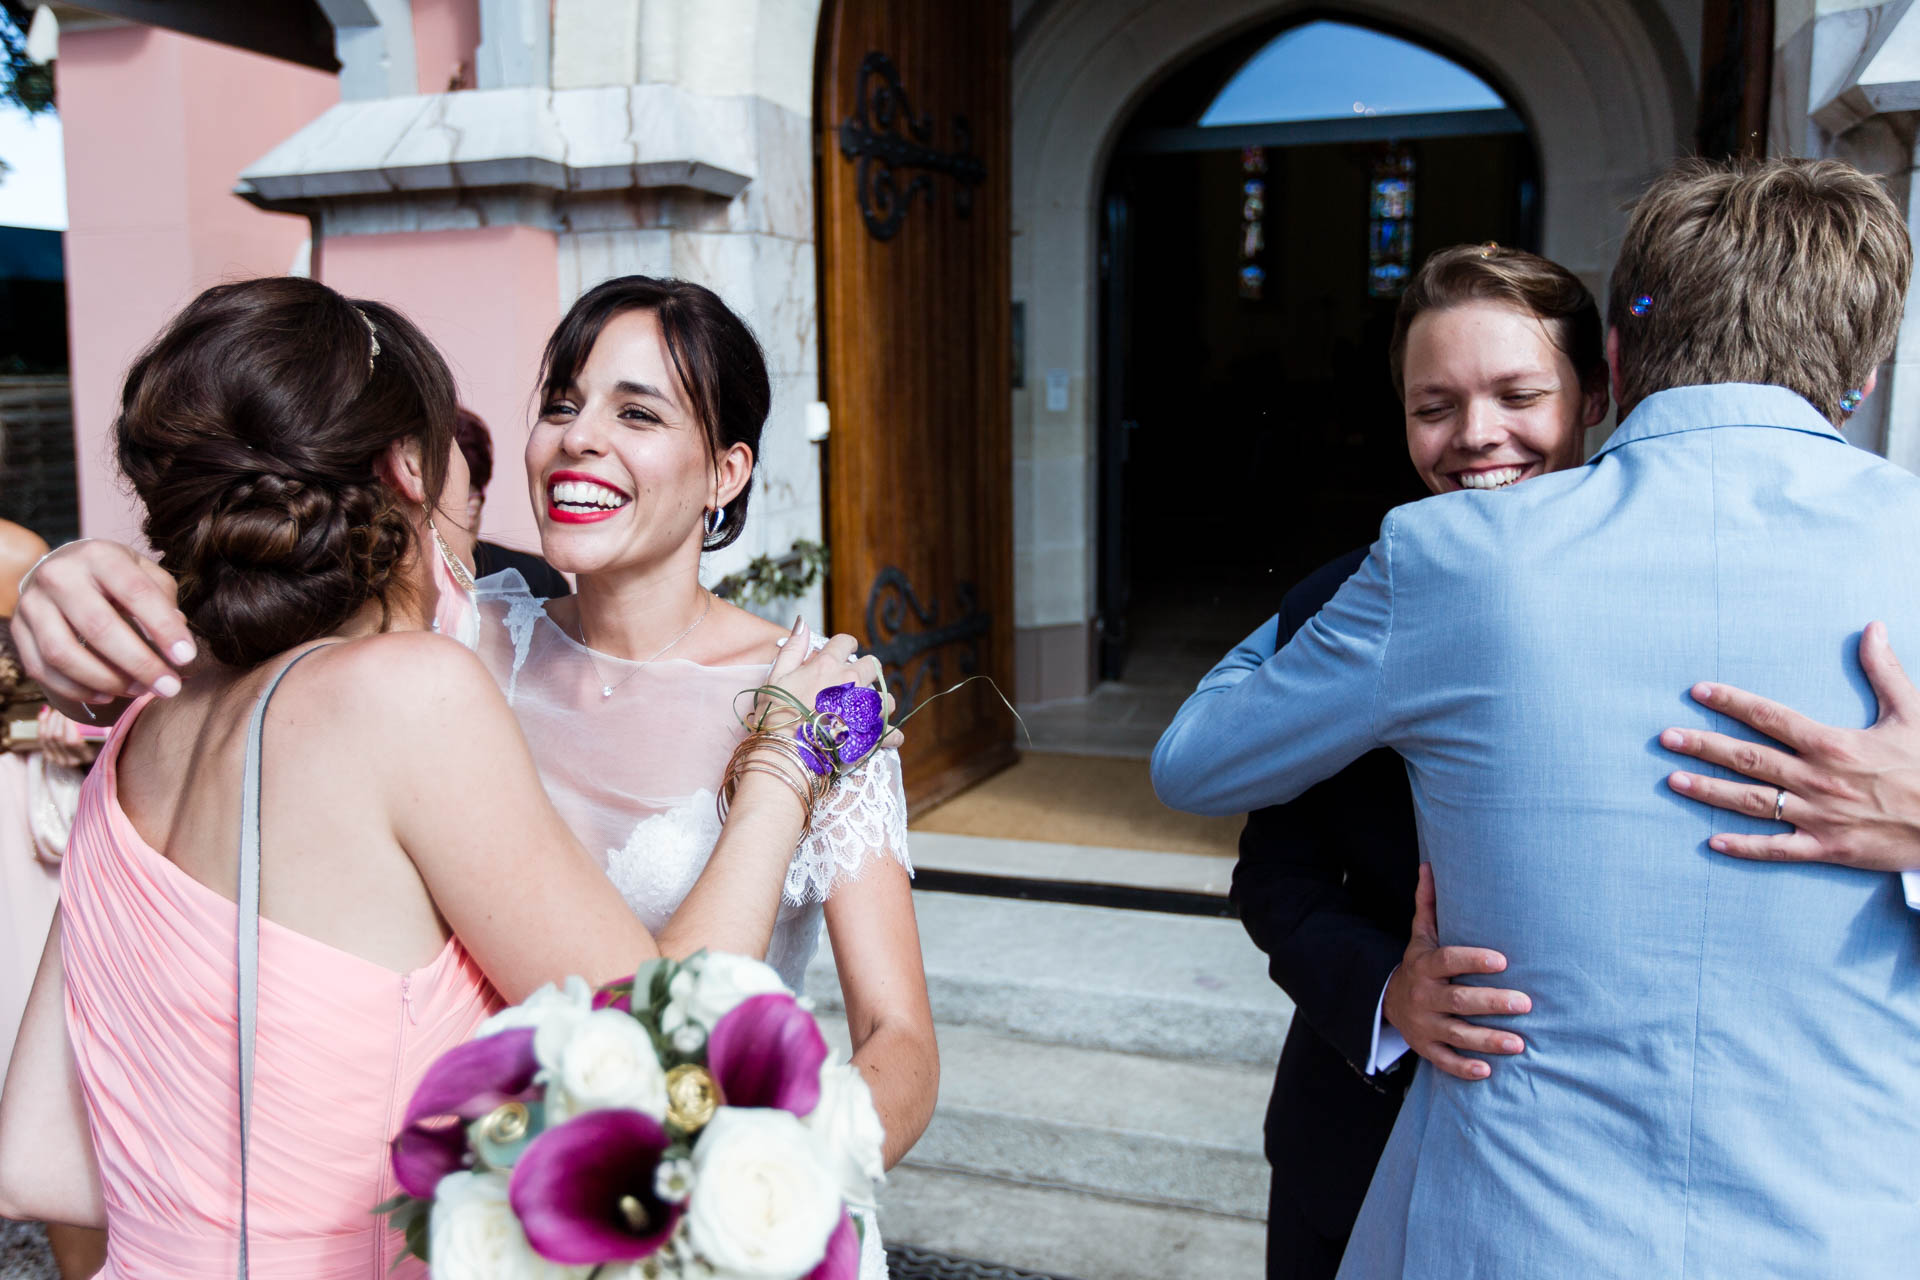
[{"x1": 712, "y1": 538, "x2": 828, "y2": 608}]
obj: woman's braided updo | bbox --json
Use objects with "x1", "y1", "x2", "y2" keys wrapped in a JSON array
[{"x1": 114, "y1": 278, "x2": 458, "y2": 668}]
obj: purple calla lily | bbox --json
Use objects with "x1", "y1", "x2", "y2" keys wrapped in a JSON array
[
  {"x1": 799, "y1": 683, "x2": 885, "y2": 775},
  {"x1": 389, "y1": 1027, "x2": 539, "y2": 1197},
  {"x1": 807, "y1": 1211, "x2": 861, "y2": 1280},
  {"x1": 510, "y1": 1110, "x2": 681, "y2": 1264},
  {"x1": 592, "y1": 986, "x2": 633, "y2": 1013},
  {"x1": 706, "y1": 993, "x2": 827, "y2": 1116}
]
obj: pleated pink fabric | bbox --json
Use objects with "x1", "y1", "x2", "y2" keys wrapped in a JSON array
[{"x1": 59, "y1": 698, "x2": 499, "y2": 1278}]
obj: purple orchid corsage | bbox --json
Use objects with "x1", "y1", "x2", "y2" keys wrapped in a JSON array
[
  {"x1": 796, "y1": 682, "x2": 887, "y2": 777},
  {"x1": 380, "y1": 954, "x2": 882, "y2": 1279}
]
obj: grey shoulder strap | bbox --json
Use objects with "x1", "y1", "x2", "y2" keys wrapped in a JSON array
[{"x1": 236, "y1": 644, "x2": 331, "y2": 1279}]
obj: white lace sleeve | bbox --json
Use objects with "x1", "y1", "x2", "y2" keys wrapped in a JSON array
[{"x1": 783, "y1": 747, "x2": 912, "y2": 906}]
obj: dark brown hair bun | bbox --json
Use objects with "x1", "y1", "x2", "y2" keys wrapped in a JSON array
[{"x1": 114, "y1": 277, "x2": 458, "y2": 668}]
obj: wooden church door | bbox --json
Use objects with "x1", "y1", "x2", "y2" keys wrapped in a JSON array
[{"x1": 815, "y1": 0, "x2": 1015, "y2": 808}]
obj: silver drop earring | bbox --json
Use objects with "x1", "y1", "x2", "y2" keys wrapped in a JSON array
[{"x1": 705, "y1": 506, "x2": 725, "y2": 537}]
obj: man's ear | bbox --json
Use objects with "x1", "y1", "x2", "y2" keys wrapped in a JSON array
[
  {"x1": 1606, "y1": 327, "x2": 1623, "y2": 409},
  {"x1": 1581, "y1": 379, "x2": 1610, "y2": 431},
  {"x1": 380, "y1": 438, "x2": 429, "y2": 507}
]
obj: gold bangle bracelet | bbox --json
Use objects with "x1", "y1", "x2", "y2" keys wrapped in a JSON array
[{"x1": 717, "y1": 731, "x2": 830, "y2": 831}]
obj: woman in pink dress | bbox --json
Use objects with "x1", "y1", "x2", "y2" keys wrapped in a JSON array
[{"x1": 0, "y1": 277, "x2": 876, "y2": 1277}]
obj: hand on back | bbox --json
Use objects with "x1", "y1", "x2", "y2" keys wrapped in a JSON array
[
  {"x1": 1384, "y1": 864, "x2": 1531, "y2": 1081},
  {"x1": 1663, "y1": 621, "x2": 1920, "y2": 873}
]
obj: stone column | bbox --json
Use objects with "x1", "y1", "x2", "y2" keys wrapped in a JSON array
[{"x1": 1773, "y1": 0, "x2": 1920, "y2": 466}]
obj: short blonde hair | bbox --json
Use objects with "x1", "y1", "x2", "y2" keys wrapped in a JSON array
[
  {"x1": 1608, "y1": 157, "x2": 1912, "y2": 423},
  {"x1": 1389, "y1": 244, "x2": 1606, "y2": 399}
]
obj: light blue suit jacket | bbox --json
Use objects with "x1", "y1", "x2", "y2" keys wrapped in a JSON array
[{"x1": 1153, "y1": 385, "x2": 1920, "y2": 1278}]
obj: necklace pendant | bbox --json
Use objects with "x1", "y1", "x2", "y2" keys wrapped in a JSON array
[{"x1": 601, "y1": 685, "x2": 613, "y2": 699}]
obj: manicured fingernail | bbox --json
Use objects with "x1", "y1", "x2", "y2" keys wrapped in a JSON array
[
  {"x1": 1471, "y1": 1063, "x2": 1490, "y2": 1078},
  {"x1": 1692, "y1": 682, "x2": 1716, "y2": 701},
  {"x1": 1505, "y1": 1037, "x2": 1525, "y2": 1053},
  {"x1": 1670, "y1": 772, "x2": 1693, "y2": 792},
  {"x1": 171, "y1": 640, "x2": 197, "y2": 664},
  {"x1": 152, "y1": 674, "x2": 181, "y2": 697},
  {"x1": 1709, "y1": 836, "x2": 1728, "y2": 852},
  {"x1": 1660, "y1": 729, "x2": 1685, "y2": 749},
  {"x1": 1508, "y1": 997, "x2": 1529, "y2": 1013}
]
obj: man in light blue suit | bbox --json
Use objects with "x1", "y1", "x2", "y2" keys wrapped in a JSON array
[{"x1": 1153, "y1": 158, "x2": 1920, "y2": 1277}]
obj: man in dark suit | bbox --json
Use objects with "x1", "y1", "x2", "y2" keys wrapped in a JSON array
[{"x1": 453, "y1": 406, "x2": 573, "y2": 598}]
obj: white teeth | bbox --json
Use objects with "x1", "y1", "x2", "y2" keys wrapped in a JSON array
[
  {"x1": 1458, "y1": 467, "x2": 1525, "y2": 491},
  {"x1": 550, "y1": 479, "x2": 628, "y2": 509}
]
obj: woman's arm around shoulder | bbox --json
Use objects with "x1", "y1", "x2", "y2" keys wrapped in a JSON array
[{"x1": 336, "y1": 630, "x2": 660, "y2": 1000}]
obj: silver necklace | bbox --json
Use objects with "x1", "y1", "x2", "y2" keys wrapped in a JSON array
[{"x1": 572, "y1": 590, "x2": 713, "y2": 699}]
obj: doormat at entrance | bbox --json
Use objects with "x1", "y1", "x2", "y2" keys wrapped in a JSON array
[
  {"x1": 885, "y1": 1244, "x2": 1084, "y2": 1280},
  {"x1": 910, "y1": 753, "x2": 1241, "y2": 856}
]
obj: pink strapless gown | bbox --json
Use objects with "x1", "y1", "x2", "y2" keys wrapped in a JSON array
[{"x1": 59, "y1": 700, "x2": 499, "y2": 1278}]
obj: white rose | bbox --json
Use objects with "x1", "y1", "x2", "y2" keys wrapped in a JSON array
[
  {"x1": 539, "y1": 1008, "x2": 669, "y2": 1123},
  {"x1": 477, "y1": 975, "x2": 594, "y2": 1040},
  {"x1": 685, "y1": 1108, "x2": 842, "y2": 1279},
  {"x1": 803, "y1": 1060, "x2": 886, "y2": 1209},
  {"x1": 428, "y1": 1170, "x2": 592, "y2": 1280},
  {"x1": 660, "y1": 953, "x2": 789, "y2": 1036}
]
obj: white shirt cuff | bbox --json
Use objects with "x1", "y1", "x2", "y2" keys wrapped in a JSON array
[
  {"x1": 1367, "y1": 969, "x2": 1411, "y2": 1074},
  {"x1": 1903, "y1": 870, "x2": 1919, "y2": 912}
]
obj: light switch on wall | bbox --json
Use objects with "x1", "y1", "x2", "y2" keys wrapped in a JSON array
[{"x1": 1044, "y1": 368, "x2": 1069, "y2": 413}]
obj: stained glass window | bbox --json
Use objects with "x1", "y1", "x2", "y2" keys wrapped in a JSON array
[
  {"x1": 1368, "y1": 146, "x2": 1415, "y2": 297},
  {"x1": 1239, "y1": 146, "x2": 1267, "y2": 300}
]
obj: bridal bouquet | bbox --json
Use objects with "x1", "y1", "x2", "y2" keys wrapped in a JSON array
[{"x1": 380, "y1": 952, "x2": 885, "y2": 1279}]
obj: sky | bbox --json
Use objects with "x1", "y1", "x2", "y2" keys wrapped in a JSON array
[
  {"x1": 1200, "y1": 20, "x2": 1506, "y2": 127},
  {"x1": 0, "y1": 101, "x2": 65, "y2": 230}
]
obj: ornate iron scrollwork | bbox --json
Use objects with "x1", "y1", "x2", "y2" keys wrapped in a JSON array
[
  {"x1": 837, "y1": 51, "x2": 986, "y2": 242},
  {"x1": 864, "y1": 566, "x2": 990, "y2": 716}
]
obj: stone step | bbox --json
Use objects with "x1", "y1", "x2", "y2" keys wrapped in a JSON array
[
  {"x1": 820, "y1": 1014, "x2": 1271, "y2": 1219},
  {"x1": 906, "y1": 830, "x2": 1237, "y2": 898},
  {"x1": 870, "y1": 1165, "x2": 1267, "y2": 1280},
  {"x1": 805, "y1": 890, "x2": 1293, "y2": 1067}
]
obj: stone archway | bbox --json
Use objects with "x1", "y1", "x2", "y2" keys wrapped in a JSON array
[{"x1": 1006, "y1": 0, "x2": 1695, "y2": 701}]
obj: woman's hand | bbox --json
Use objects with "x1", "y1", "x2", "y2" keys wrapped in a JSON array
[
  {"x1": 11, "y1": 540, "x2": 195, "y2": 706},
  {"x1": 1383, "y1": 865, "x2": 1531, "y2": 1081},
  {"x1": 1662, "y1": 621, "x2": 1920, "y2": 872},
  {"x1": 761, "y1": 619, "x2": 901, "y2": 750}
]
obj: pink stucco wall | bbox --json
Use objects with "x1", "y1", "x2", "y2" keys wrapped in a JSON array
[
  {"x1": 412, "y1": 0, "x2": 482, "y2": 93},
  {"x1": 320, "y1": 227, "x2": 561, "y2": 554},
  {"x1": 60, "y1": 25, "x2": 336, "y2": 545}
]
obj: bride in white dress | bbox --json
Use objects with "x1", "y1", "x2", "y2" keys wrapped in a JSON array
[{"x1": 474, "y1": 275, "x2": 933, "y2": 1279}]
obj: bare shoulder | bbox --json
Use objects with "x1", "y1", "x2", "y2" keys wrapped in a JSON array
[
  {"x1": 700, "y1": 597, "x2": 796, "y2": 667},
  {"x1": 297, "y1": 630, "x2": 503, "y2": 723}
]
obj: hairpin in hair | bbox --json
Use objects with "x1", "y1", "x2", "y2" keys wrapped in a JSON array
[
  {"x1": 354, "y1": 306, "x2": 380, "y2": 375},
  {"x1": 1840, "y1": 388, "x2": 1863, "y2": 415},
  {"x1": 1478, "y1": 241, "x2": 1500, "y2": 259},
  {"x1": 1629, "y1": 294, "x2": 1654, "y2": 317}
]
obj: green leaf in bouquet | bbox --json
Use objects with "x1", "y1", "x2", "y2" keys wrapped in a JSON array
[
  {"x1": 375, "y1": 1192, "x2": 432, "y2": 1266},
  {"x1": 629, "y1": 957, "x2": 671, "y2": 1009},
  {"x1": 468, "y1": 1098, "x2": 545, "y2": 1172},
  {"x1": 403, "y1": 1202, "x2": 431, "y2": 1265}
]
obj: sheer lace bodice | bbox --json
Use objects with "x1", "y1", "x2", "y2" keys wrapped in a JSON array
[{"x1": 474, "y1": 572, "x2": 911, "y2": 991}]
